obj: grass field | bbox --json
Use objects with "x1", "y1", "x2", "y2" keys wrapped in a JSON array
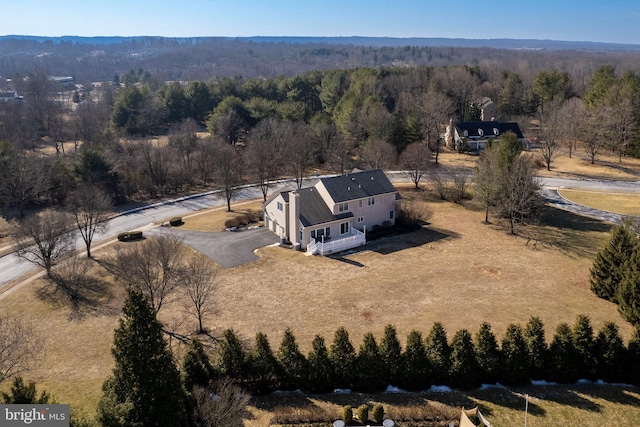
[
  {"x1": 2, "y1": 147, "x2": 640, "y2": 425},
  {"x1": 558, "y1": 189, "x2": 640, "y2": 217}
]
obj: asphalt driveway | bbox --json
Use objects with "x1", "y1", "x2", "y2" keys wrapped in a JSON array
[{"x1": 146, "y1": 227, "x2": 280, "y2": 268}]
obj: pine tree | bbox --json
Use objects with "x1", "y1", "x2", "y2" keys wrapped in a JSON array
[
  {"x1": 617, "y1": 247, "x2": 640, "y2": 325},
  {"x1": 97, "y1": 288, "x2": 186, "y2": 427},
  {"x1": 627, "y1": 327, "x2": 640, "y2": 386},
  {"x1": 595, "y1": 322, "x2": 627, "y2": 383},
  {"x1": 590, "y1": 221, "x2": 638, "y2": 302},
  {"x1": 401, "y1": 330, "x2": 430, "y2": 391},
  {"x1": 425, "y1": 322, "x2": 450, "y2": 385},
  {"x1": 572, "y1": 315, "x2": 596, "y2": 380},
  {"x1": 379, "y1": 324, "x2": 403, "y2": 386},
  {"x1": 216, "y1": 329, "x2": 247, "y2": 382},
  {"x1": 307, "y1": 335, "x2": 333, "y2": 393},
  {"x1": 329, "y1": 327, "x2": 356, "y2": 389},
  {"x1": 182, "y1": 338, "x2": 214, "y2": 393},
  {"x1": 247, "y1": 332, "x2": 279, "y2": 394},
  {"x1": 501, "y1": 324, "x2": 529, "y2": 385},
  {"x1": 355, "y1": 332, "x2": 386, "y2": 392},
  {"x1": 548, "y1": 323, "x2": 579, "y2": 383},
  {"x1": 276, "y1": 328, "x2": 307, "y2": 391},
  {"x1": 2, "y1": 376, "x2": 50, "y2": 404},
  {"x1": 524, "y1": 317, "x2": 549, "y2": 380},
  {"x1": 474, "y1": 322, "x2": 502, "y2": 384},
  {"x1": 449, "y1": 329, "x2": 480, "y2": 389}
]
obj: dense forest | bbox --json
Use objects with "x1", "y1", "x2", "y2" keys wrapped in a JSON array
[{"x1": 1, "y1": 37, "x2": 640, "y2": 219}]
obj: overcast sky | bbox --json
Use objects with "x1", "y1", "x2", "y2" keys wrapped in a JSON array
[{"x1": 3, "y1": 0, "x2": 640, "y2": 45}]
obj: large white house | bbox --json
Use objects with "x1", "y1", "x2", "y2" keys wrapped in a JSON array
[{"x1": 263, "y1": 169, "x2": 400, "y2": 255}]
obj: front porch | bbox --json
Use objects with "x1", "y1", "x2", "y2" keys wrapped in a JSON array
[{"x1": 306, "y1": 227, "x2": 366, "y2": 256}]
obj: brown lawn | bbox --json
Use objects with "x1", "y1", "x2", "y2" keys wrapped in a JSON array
[
  {"x1": 558, "y1": 189, "x2": 640, "y2": 217},
  {"x1": 2, "y1": 148, "x2": 640, "y2": 425}
]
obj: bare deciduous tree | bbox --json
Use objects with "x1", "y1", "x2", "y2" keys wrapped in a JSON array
[
  {"x1": 192, "y1": 380, "x2": 250, "y2": 427},
  {"x1": 286, "y1": 122, "x2": 314, "y2": 189},
  {"x1": 400, "y1": 142, "x2": 431, "y2": 189},
  {"x1": 182, "y1": 256, "x2": 219, "y2": 334},
  {"x1": 418, "y1": 92, "x2": 454, "y2": 164},
  {"x1": 559, "y1": 98, "x2": 584, "y2": 158},
  {"x1": 538, "y1": 103, "x2": 564, "y2": 171},
  {"x1": 496, "y1": 156, "x2": 542, "y2": 235},
  {"x1": 49, "y1": 256, "x2": 93, "y2": 303},
  {"x1": 14, "y1": 209, "x2": 77, "y2": 278},
  {"x1": 361, "y1": 138, "x2": 396, "y2": 170},
  {"x1": 213, "y1": 139, "x2": 243, "y2": 212},
  {"x1": 68, "y1": 185, "x2": 112, "y2": 258},
  {"x1": 580, "y1": 105, "x2": 611, "y2": 165},
  {"x1": 247, "y1": 118, "x2": 288, "y2": 201},
  {"x1": 0, "y1": 314, "x2": 44, "y2": 384},
  {"x1": 110, "y1": 235, "x2": 185, "y2": 313}
]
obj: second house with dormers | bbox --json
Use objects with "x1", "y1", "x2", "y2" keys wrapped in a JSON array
[{"x1": 263, "y1": 169, "x2": 400, "y2": 255}]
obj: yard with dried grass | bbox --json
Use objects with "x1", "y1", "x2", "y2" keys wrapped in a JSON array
[{"x1": 1, "y1": 147, "x2": 640, "y2": 425}]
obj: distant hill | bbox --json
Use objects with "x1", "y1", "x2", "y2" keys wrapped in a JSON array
[{"x1": 2, "y1": 35, "x2": 640, "y2": 52}]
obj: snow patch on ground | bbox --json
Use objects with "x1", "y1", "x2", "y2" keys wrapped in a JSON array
[
  {"x1": 427, "y1": 385, "x2": 453, "y2": 393},
  {"x1": 531, "y1": 380, "x2": 558, "y2": 386},
  {"x1": 384, "y1": 385, "x2": 408, "y2": 393},
  {"x1": 333, "y1": 388, "x2": 352, "y2": 394},
  {"x1": 479, "y1": 383, "x2": 506, "y2": 390}
]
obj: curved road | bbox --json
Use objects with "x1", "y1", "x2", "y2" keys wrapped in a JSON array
[{"x1": 0, "y1": 174, "x2": 638, "y2": 291}]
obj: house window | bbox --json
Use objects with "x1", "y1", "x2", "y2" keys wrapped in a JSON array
[
  {"x1": 358, "y1": 200, "x2": 363, "y2": 208},
  {"x1": 277, "y1": 201, "x2": 283, "y2": 211},
  {"x1": 338, "y1": 202, "x2": 349, "y2": 212},
  {"x1": 357, "y1": 217, "x2": 364, "y2": 223},
  {"x1": 389, "y1": 210, "x2": 394, "y2": 219},
  {"x1": 313, "y1": 227, "x2": 331, "y2": 240},
  {"x1": 340, "y1": 222, "x2": 350, "y2": 235},
  {"x1": 368, "y1": 197, "x2": 375, "y2": 206},
  {"x1": 299, "y1": 229, "x2": 303, "y2": 241}
]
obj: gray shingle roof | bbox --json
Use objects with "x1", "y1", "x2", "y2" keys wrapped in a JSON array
[
  {"x1": 299, "y1": 187, "x2": 353, "y2": 227},
  {"x1": 455, "y1": 121, "x2": 524, "y2": 139},
  {"x1": 319, "y1": 169, "x2": 397, "y2": 203}
]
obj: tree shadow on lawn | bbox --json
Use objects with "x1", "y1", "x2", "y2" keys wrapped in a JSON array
[
  {"x1": 523, "y1": 206, "x2": 612, "y2": 258},
  {"x1": 366, "y1": 226, "x2": 459, "y2": 256}
]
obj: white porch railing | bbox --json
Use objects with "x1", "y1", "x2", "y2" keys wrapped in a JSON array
[{"x1": 307, "y1": 228, "x2": 366, "y2": 256}]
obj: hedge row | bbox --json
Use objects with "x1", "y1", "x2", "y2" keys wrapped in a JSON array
[
  {"x1": 182, "y1": 316, "x2": 640, "y2": 396},
  {"x1": 224, "y1": 211, "x2": 262, "y2": 229}
]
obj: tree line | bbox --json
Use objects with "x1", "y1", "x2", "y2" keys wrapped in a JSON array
[
  {"x1": 94, "y1": 287, "x2": 640, "y2": 426},
  {"x1": 2, "y1": 62, "x2": 639, "y2": 221}
]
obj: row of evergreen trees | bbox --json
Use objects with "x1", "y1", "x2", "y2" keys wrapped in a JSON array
[
  {"x1": 590, "y1": 218, "x2": 640, "y2": 325},
  {"x1": 97, "y1": 288, "x2": 639, "y2": 426},
  {"x1": 185, "y1": 315, "x2": 640, "y2": 395}
]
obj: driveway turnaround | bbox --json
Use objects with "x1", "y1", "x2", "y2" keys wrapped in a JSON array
[{"x1": 147, "y1": 227, "x2": 280, "y2": 268}]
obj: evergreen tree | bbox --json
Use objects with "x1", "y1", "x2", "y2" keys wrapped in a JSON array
[
  {"x1": 590, "y1": 221, "x2": 638, "y2": 302},
  {"x1": 425, "y1": 322, "x2": 451, "y2": 385},
  {"x1": 97, "y1": 288, "x2": 186, "y2": 427},
  {"x1": 379, "y1": 324, "x2": 403, "y2": 386},
  {"x1": 501, "y1": 324, "x2": 530, "y2": 385},
  {"x1": 474, "y1": 322, "x2": 502, "y2": 384},
  {"x1": 524, "y1": 317, "x2": 549, "y2": 380},
  {"x1": 182, "y1": 338, "x2": 214, "y2": 393},
  {"x1": 627, "y1": 327, "x2": 640, "y2": 386},
  {"x1": 548, "y1": 323, "x2": 579, "y2": 383},
  {"x1": 247, "y1": 332, "x2": 279, "y2": 394},
  {"x1": 572, "y1": 315, "x2": 596, "y2": 380},
  {"x1": 595, "y1": 322, "x2": 627, "y2": 383},
  {"x1": 449, "y1": 329, "x2": 480, "y2": 389},
  {"x1": 329, "y1": 327, "x2": 356, "y2": 389},
  {"x1": 2, "y1": 376, "x2": 50, "y2": 404},
  {"x1": 401, "y1": 330, "x2": 430, "y2": 391},
  {"x1": 276, "y1": 328, "x2": 308, "y2": 391},
  {"x1": 216, "y1": 329, "x2": 247, "y2": 382},
  {"x1": 307, "y1": 335, "x2": 333, "y2": 393},
  {"x1": 617, "y1": 247, "x2": 640, "y2": 325},
  {"x1": 355, "y1": 332, "x2": 386, "y2": 392}
]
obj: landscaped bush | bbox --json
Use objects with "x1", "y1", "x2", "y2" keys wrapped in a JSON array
[
  {"x1": 399, "y1": 200, "x2": 433, "y2": 225},
  {"x1": 224, "y1": 217, "x2": 241, "y2": 229},
  {"x1": 169, "y1": 216, "x2": 183, "y2": 226},
  {"x1": 236, "y1": 215, "x2": 250, "y2": 226},
  {"x1": 342, "y1": 406, "x2": 353, "y2": 424},
  {"x1": 372, "y1": 404, "x2": 384, "y2": 424},
  {"x1": 355, "y1": 405, "x2": 368, "y2": 424},
  {"x1": 117, "y1": 230, "x2": 143, "y2": 241}
]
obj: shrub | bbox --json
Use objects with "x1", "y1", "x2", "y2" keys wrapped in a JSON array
[
  {"x1": 399, "y1": 200, "x2": 433, "y2": 225},
  {"x1": 169, "y1": 217, "x2": 183, "y2": 226},
  {"x1": 247, "y1": 210, "x2": 262, "y2": 223},
  {"x1": 117, "y1": 230, "x2": 143, "y2": 242},
  {"x1": 372, "y1": 404, "x2": 384, "y2": 424},
  {"x1": 236, "y1": 215, "x2": 249, "y2": 226},
  {"x1": 355, "y1": 405, "x2": 368, "y2": 424},
  {"x1": 342, "y1": 406, "x2": 353, "y2": 424},
  {"x1": 224, "y1": 218, "x2": 241, "y2": 229}
]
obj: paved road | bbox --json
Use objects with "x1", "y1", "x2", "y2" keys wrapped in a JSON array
[{"x1": 0, "y1": 174, "x2": 638, "y2": 290}]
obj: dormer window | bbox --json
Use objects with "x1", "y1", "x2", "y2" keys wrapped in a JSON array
[
  {"x1": 463, "y1": 130, "x2": 469, "y2": 137},
  {"x1": 478, "y1": 128, "x2": 484, "y2": 137},
  {"x1": 493, "y1": 128, "x2": 499, "y2": 136}
]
